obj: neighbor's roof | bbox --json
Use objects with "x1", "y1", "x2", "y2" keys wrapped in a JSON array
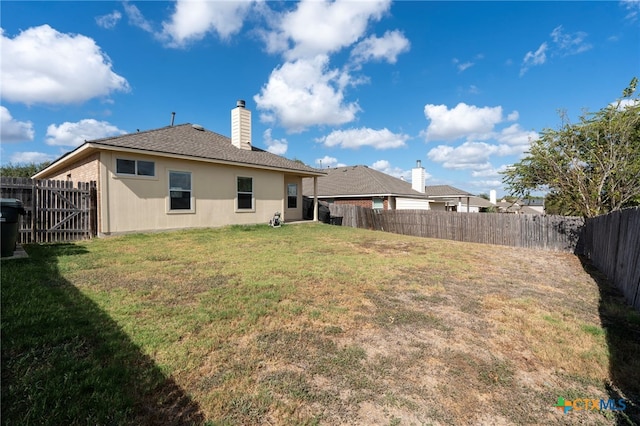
[
  {"x1": 429, "y1": 195, "x2": 493, "y2": 208},
  {"x1": 35, "y1": 124, "x2": 324, "y2": 178},
  {"x1": 495, "y1": 201, "x2": 542, "y2": 214},
  {"x1": 301, "y1": 165, "x2": 427, "y2": 198},
  {"x1": 423, "y1": 185, "x2": 473, "y2": 198}
]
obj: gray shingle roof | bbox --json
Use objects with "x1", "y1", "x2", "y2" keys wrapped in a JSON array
[
  {"x1": 302, "y1": 165, "x2": 426, "y2": 198},
  {"x1": 423, "y1": 185, "x2": 472, "y2": 197},
  {"x1": 439, "y1": 195, "x2": 493, "y2": 208},
  {"x1": 58, "y1": 123, "x2": 324, "y2": 176}
]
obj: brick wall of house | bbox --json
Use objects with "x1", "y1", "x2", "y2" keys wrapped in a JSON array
[
  {"x1": 44, "y1": 152, "x2": 100, "y2": 183},
  {"x1": 334, "y1": 198, "x2": 373, "y2": 209},
  {"x1": 334, "y1": 197, "x2": 391, "y2": 210}
]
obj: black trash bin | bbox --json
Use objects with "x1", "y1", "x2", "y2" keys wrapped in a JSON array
[
  {"x1": 1, "y1": 198, "x2": 26, "y2": 258},
  {"x1": 329, "y1": 216, "x2": 343, "y2": 226}
]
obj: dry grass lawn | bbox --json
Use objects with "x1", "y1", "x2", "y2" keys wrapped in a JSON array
[{"x1": 2, "y1": 223, "x2": 638, "y2": 425}]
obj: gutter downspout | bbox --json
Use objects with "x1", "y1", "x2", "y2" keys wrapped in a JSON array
[{"x1": 313, "y1": 177, "x2": 319, "y2": 222}]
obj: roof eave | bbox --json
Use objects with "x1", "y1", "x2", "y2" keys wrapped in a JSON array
[
  {"x1": 92, "y1": 144, "x2": 327, "y2": 177},
  {"x1": 32, "y1": 143, "x2": 95, "y2": 179}
]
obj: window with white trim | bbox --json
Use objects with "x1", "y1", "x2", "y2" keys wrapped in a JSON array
[
  {"x1": 237, "y1": 177, "x2": 253, "y2": 210},
  {"x1": 373, "y1": 197, "x2": 384, "y2": 210},
  {"x1": 287, "y1": 183, "x2": 298, "y2": 208},
  {"x1": 169, "y1": 171, "x2": 192, "y2": 210},
  {"x1": 116, "y1": 158, "x2": 155, "y2": 176}
]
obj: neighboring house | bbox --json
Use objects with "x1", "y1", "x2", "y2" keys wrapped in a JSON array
[
  {"x1": 521, "y1": 198, "x2": 545, "y2": 214},
  {"x1": 464, "y1": 195, "x2": 495, "y2": 213},
  {"x1": 301, "y1": 164, "x2": 431, "y2": 211},
  {"x1": 495, "y1": 200, "x2": 542, "y2": 214},
  {"x1": 33, "y1": 101, "x2": 325, "y2": 235},
  {"x1": 422, "y1": 185, "x2": 475, "y2": 212}
]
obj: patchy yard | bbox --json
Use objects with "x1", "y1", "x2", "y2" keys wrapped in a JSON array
[{"x1": 2, "y1": 224, "x2": 638, "y2": 425}]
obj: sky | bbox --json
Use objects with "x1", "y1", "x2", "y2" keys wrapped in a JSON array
[{"x1": 1, "y1": 0, "x2": 639, "y2": 197}]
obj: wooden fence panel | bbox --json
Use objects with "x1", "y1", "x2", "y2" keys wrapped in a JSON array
[
  {"x1": 1, "y1": 177, "x2": 96, "y2": 244},
  {"x1": 583, "y1": 207, "x2": 640, "y2": 311},
  {"x1": 326, "y1": 203, "x2": 638, "y2": 311},
  {"x1": 327, "y1": 204, "x2": 585, "y2": 252}
]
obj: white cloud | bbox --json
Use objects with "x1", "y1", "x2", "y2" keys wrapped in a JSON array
[
  {"x1": 351, "y1": 30, "x2": 410, "y2": 65},
  {"x1": 9, "y1": 151, "x2": 56, "y2": 164},
  {"x1": 96, "y1": 10, "x2": 122, "y2": 29},
  {"x1": 265, "y1": 0, "x2": 391, "y2": 61},
  {"x1": 262, "y1": 128, "x2": 288, "y2": 155},
  {"x1": 315, "y1": 155, "x2": 346, "y2": 168},
  {"x1": 496, "y1": 123, "x2": 538, "y2": 155},
  {"x1": 427, "y1": 125, "x2": 536, "y2": 173},
  {"x1": 520, "y1": 26, "x2": 591, "y2": 77},
  {"x1": 45, "y1": 119, "x2": 126, "y2": 147},
  {"x1": 616, "y1": 98, "x2": 640, "y2": 110},
  {"x1": 0, "y1": 107, "x2": 34, "y2": 142},
  {"x1": 371, "y1": 159, "x2": 423, "y2": 181},
  {"x1": 318, "y1": 127, "x2": 409, "y2": 150},
  {"x1": 1, "y1": 25, "x2": 129, "y2": 105},
  {"x1": 621, "y1": 0, "x2": 640, "y2": 21},
  {"x1": 160, "y1": 0, "x2": 254, "y2": 47},
  {"x1": 123, "y1": 2, "x2": 154, "y2": 33},
  {"x1": 427, "y1": 142, "x2": 496, "y2": 171},
  {"x1": 520, "y1": 42, "x2": 547, "y2": 76},
  {"x1": 423, "y1": 103, "x2": 504, "y2": 142},
  {"x1": 550, "y1": 25, "x2": 592, "y2": 55},
  {"x1": 471, "y1": 165, "x2": 509, "y2": 178},
  {"x1": 453, "y1": 58, "x2": 474, "y2": 72},
  {"x1": 255, "y1": 1, "x2": 407, "y2": 133},
  {"x1": 254, "y1": 55, "x2": 360, "y2": 133}
]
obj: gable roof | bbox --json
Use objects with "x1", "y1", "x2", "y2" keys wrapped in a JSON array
[
  {"x1": 423, "y1": 185, "x2": 473, "y2": 198},
  {"x1": 302, "y1": 165, "x2": 426, "y2": 198},
  {"x1": 35, "y1": 123, "x2": 324, "y2": 178}
]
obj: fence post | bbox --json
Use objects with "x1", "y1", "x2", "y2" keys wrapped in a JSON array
[{"x1": 89, "y1": 182, "x2": 97, "y2": 237}]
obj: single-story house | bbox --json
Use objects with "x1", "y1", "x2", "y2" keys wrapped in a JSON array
[
  {"x1": 422, "y1": 185, "x2": 474, "y2": 212},
  {"x1": 301, "y1": 164, "x2": 432, "y2": 211},
  {"x1": 495, "y1": 200, "x2": 542, "y2": 214},
  {"x1": 34, "y1": 101, "x2": 325, "y2": 235}
]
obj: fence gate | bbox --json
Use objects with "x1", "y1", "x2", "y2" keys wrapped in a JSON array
[{"x1": 1, "y1": 177, "x2": 97, "y2": 244}]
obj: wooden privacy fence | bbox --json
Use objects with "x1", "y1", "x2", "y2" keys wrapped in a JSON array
[
  {"x1": 581, "y1": 207, "x2": 640, "y2": 311},
  {"x1": 328, "y1": 204, "x2": 585, "y2": 252},
  {"x1": 1, "y1": 177, "x2": 97, "y2": 244}
]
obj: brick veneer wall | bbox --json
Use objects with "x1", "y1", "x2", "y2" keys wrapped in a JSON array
[
  {"x1": 44, "y1": 152, "x2": 100, "y2": 183},
  {"x1": 334, "y1": 197, "x2": 390, "y2": 210}
]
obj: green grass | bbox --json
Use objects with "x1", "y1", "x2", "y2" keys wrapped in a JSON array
[{"x1": 2, "y1": 223, "x2": 639, "y2": 425}]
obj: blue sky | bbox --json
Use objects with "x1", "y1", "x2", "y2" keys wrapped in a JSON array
[{"x1": 1, "y1": 1, "x2": 638, "y2": 196}]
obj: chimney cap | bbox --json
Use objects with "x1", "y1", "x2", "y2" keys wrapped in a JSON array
[{"x1": 236, "y1": 99, "x2": 246, "y2": 108}]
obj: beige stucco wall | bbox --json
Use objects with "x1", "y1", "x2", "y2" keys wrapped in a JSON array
[{"x1": 99, "y1": 151, "x2": 304, "y2": 234}]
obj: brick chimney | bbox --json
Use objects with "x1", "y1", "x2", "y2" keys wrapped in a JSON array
[
  {"x1": 412, "y1": 160, "x2": 426, "y2": 193},
  {"x1": 231, "y1": 100, "x2": 251, "y2": 150}
]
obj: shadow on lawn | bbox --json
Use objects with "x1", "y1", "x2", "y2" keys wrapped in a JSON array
[
  {"x1": 1, "y1": 243, "x2": 205, "y2": 425},
  {"x1": 579, "y1": 256, "x2": 640, "y2": 425}
]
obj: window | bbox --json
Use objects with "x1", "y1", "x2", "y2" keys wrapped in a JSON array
[
  {"x1": 169, "y1": 171, "x2": 192, "y2": 210},
  {"x1": 373, "y1": 197, "x2": 384, "y2": 210},
  {"x1": 237, "y1": 177, "x2": 253, "y2": 210},
  {"x1": 116, "y1": 158, "x2": 155, "y2": 177},
  {"x1": 287, "y1": 183, "x2": 298, "y2": 208}
]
